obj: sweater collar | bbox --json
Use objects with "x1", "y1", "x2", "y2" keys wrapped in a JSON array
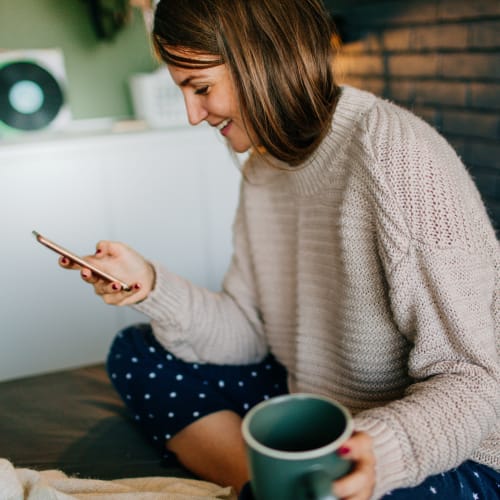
[{"x1": 243, "y1": 86, "x2": 377, "y2": 196}]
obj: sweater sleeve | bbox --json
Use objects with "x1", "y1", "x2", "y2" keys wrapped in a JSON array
[
  {"x1": 356, "y1": 243, "x2": 499, "y2": 497},
  {"x1": 354, "y1": 101, "x2": 500, "y2": 498},
  {"x1": 132, "y1": 185, "x2": 269, "y2": 364}
]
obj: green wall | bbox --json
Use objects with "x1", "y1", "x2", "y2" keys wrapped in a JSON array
[{"x1": 0, "y1": 0, "x2": 157, "y2": 119}]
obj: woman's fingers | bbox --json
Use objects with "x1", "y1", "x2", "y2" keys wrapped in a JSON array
[
  {"x1": 89, "y1": 278, "x2": 143, "y2": 306},
  {"x1": 333, "y1": 432, "x2": 376, "y2": 500},
  {"x1": 59, "y1": 240, "x2": 154, "y2": 304},
  {"x1": 59, "y1": 256, "x2": 79, "y2": 270},
  {"x1": 80, "y1": 267, "x2": 98, "y2": 284}
]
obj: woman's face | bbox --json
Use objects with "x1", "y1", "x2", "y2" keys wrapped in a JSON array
[{"x1": 167, "y1": 55, "x2": 253, "y2": 153}]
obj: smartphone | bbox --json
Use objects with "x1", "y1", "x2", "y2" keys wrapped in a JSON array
[{"x1": 32, "y1": 230, "x2": 132, "y2": 291}]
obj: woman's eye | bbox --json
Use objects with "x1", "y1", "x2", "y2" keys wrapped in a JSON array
[{"x1": 194, "y1": 86, "x2": 209, "y2": 95}]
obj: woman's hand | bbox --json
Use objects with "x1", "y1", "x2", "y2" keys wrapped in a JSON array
[
  {"x1": 59, "y1": 240, "x2": 155, "y2": 306},
  {"x1": 333, "y1": 431, "x2": 376, "y2": 500}
]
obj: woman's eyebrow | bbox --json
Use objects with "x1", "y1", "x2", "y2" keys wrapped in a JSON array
[
  {"x1": 180, "y1": 75, "x2": 206, "y2": 86},
  {"x1": 180, "y1": 76, "x2": 194, "y2": 86}
]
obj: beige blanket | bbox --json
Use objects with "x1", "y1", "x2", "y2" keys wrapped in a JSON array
[{"x1": 0, "y1": 459, "x2": 237, "y2": 500}]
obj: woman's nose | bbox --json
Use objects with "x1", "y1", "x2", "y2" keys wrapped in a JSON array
[{"x1": 184, "y1": 97, "x2": 208, "y2": 126}]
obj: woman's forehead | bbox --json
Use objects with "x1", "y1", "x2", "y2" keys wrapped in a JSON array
[
  {"x1": 164, "y1": 46, "x2": 220, "y2": 64},
  {"x1": 167, "y1": 61, "x2": 228, "y2": 85}
]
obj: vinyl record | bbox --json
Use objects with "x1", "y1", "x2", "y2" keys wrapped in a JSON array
[{"x1": 0, "y1": 61, "x2": 64, "y2": 131}]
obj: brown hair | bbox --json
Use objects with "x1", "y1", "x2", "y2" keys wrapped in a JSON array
[{"x1": 153, "y1": 0, "x2": 340, "y2": 166}]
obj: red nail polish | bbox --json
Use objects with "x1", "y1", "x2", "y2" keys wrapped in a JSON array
[
  {"x1": 134, "y1": 283, "x2": 141, "y2": 290},
  {"x1": 337, "y1": 446, "x2": 350, "y2": 456},
  {"x1": 112, "y1": 283, "x2": 120, "y2": 290},
  {"x1": 82, "y1": 272, "x2": 89, "y2": 279},
  {"x1": 95, "y1": 249, "x2": 102, "y2": 254},
  {"x1": 61, "y1": 257, "x2": 68, "y2": 265}
]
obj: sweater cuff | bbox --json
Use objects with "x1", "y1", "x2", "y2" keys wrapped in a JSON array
[
  {"x1": 132, "y1": 261, "x2": 187, "y2": 327},
  {"x1": 354, "y1": 416, "x2": 408, "y2": 499}
]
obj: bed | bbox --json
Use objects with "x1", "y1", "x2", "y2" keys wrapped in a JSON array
[{"x1": 0, "y1": 362, "x2": 193, "y2": 481}]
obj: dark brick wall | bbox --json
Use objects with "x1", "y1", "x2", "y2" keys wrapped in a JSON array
[{"x1": 326, "y1": 0, "x2": 500, "y2": 231}]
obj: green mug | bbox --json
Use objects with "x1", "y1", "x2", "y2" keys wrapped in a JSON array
[{"x1": 241, "y1": 393, "x2": 353, "y2": 500}]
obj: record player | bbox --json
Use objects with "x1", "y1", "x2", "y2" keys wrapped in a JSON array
[{"x1": 0, "y1": 49, "x2": 71, "y2": 138}]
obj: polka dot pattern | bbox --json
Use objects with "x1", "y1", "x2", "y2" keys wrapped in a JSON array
[
  {"x1": 107, "y1": 324, "x2": 288, "y2": 458},
  {"x1": 382, "y1": 461, "x2": 500, "y2": 499}
]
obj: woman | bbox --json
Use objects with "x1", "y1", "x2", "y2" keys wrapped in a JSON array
[{"x1": 61, "y1": 0, "x2": 499, "y2": 498}]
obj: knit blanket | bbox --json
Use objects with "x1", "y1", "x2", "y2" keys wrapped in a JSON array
[{"x1": 0, "y1": 459, "x2": 236, "y2": 500}]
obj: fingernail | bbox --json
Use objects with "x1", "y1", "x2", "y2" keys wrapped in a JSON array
[
  {"x1": 95, "y1": 249, "x2": 102, "y2": 254},
  {"x1": 61, "y1": 257, "x2": 69, "y2": 265},
  {"x1": 133, "y1": 283, "x2": 142, "y2": 290},
  {"x1": 112, "y1": 283, "x2": 120, "y2": 290},
  {"x1": 82, "y1": 272, "x2": 90, "y2": 279},
  {"x1": 337, "y1": 446, "x2": 350, "y2": 456}
]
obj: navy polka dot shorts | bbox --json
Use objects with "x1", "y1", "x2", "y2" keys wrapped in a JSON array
[
  {"x1": 382, "y1": 460, "x2": 500, "y2": 499},
  {"x1": 106, "y1": 323, "x2": 288, "y2": 458},
  {"x1": 239, "y1": 460, "x2": 500, "y2": 500}
]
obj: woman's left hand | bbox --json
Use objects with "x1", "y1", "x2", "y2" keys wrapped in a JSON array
[{"x1": 332, "y1": 431, "x2": 376, "y2": 500}]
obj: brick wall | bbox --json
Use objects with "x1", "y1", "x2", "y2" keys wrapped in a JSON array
[{"x1": 326, "y1": 0, "x2": 500, "y2": 231}]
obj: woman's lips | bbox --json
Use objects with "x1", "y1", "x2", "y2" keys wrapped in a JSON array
[{"x1": 216, "y1": 118, "x2": 232, "y2": 136}]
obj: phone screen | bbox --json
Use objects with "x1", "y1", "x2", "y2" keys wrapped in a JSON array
[{"x1": 32, "y1": 230, "x2": 132, "y2": 291}]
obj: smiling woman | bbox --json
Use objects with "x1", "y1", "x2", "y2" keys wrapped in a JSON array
[
  {"x1": 152, "y1": 0, "x2": 340, "y2": 165},
  {"x1": 54, "y1": 1, "x2": 499, "y2": 499},
  {"x1": 166, "y1": 61, "x2": 252, "y2": 152}
]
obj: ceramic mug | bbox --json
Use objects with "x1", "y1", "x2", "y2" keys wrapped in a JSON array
[{"x1": 241, "y1": 393, "x2": 353, "y2": 500}]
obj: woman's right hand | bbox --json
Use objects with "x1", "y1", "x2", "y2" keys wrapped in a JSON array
[{"x1": 58, "y1": 240, "x2": 155, "y2": 306}]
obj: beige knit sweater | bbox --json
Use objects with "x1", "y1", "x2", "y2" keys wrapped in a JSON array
[{"x1": 135, "y1": 86, "x2": 499, "y2": 498}]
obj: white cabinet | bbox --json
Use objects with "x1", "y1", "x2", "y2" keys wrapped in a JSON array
[{"x1": 0, "y1": 126, "x2": 241, "y2": 381}]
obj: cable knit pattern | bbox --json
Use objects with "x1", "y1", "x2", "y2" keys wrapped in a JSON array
[{"x1": 134, "y1": 86, "x2": 499, "y2": 498}]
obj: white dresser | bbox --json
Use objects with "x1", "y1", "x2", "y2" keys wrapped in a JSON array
[{"x1": 0, "y1": 125, "x2": 241, "y2": 381}]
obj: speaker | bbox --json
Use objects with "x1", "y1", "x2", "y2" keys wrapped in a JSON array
[{"x1": 0, "y1": 49, "x2": 71, "y2": 138}]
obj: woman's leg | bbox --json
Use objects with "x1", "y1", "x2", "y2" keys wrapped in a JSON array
[
  {"x1": 167, "y1": 410, "x2": 249, "y2": 492},
  {"x1": 382, "y1": 460, "x2": 500, "y2": 499},
  {"x1": 106, "y1": 323, "x2": 288, "y2": 493}
]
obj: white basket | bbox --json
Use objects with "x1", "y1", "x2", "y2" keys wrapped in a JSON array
[{"x1": 129, "y1": 67, "x2": 188, "y2": 129}]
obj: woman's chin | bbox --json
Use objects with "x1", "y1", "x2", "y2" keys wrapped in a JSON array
[{"x1": 227, "y1": 139, "x2": 252, "y2": 154}]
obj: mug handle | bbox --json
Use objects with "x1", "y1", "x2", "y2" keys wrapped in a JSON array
[{"x1": 302, "y1": 468, "x2": 337, "y2": 500}]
